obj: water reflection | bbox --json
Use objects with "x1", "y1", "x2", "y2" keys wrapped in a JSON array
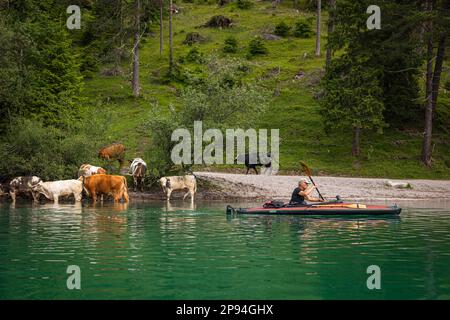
[
  {"x1": 163, "y1": 201, "x2": 196, "y2": 212},
  {"x1": 1, "y1": 201, "x2": 450, "y2": 299}
]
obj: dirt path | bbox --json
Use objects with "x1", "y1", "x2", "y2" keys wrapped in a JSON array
[{"x1": 194, "y1": 172, "x2": 450, "y2": 201}]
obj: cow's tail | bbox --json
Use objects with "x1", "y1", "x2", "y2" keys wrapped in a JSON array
[{"x1": 123, "y1": 176, "x2": 128, "y2": 192}]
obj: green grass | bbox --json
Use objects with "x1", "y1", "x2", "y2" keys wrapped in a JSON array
[{"x1": 82, "y1": 2, "x2": 450, "y2": 179}]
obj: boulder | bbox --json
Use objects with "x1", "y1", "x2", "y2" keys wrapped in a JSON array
[{"x1": 385, "y1": 180, "x2": 412, "y2": 189}]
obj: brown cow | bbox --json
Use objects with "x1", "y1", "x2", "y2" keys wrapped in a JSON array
[
  {"x1": 81, "y1": 174, "x2": 129, "y2": 203},
  {"x1": 98, "y1": 143, "x2": 126, "y2": 167}
]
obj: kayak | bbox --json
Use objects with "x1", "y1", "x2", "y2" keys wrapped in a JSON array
[{"x1": 226, "y1": 202, "x2": 402, "y2": 216}]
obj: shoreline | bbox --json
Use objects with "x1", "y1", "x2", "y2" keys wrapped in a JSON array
[{"x1": 188, "y1": 172, "x2": 450, "y2": 201}]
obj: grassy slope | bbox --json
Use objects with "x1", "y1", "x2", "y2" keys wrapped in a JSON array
[{"x1": 83, "y1": 2, "x2": 450, "y2": 179}]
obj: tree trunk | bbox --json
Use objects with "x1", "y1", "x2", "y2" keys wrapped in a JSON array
[
  {"x1": 169, "y1": 0, "x2": 174, "y2": 75},
  {"x1": 431, "y1": 32, "x2": 446, "y2": 110},
  {"x1": 315, "y1": 0, "x2": 321, "y2": 57},
  {"x1": 159, "y1": 0, "x2": 163, "y2": 54},
  {"x1": 325, "y1": 0, "x2": 335, "y2": 70},
  {"x1": 421, "y1": 0, "x2": 434, "y2": 166},
  {"x1": 352, "y1": 127, "x2": 360, "y2": 156},
  {"x1": 132, "y1": 0, "x2": 140, "y2": 97}
]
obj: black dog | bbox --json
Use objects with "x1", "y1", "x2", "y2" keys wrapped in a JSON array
[{"x1": 236, "y1": 153, "x2": 272, "y2": 175}]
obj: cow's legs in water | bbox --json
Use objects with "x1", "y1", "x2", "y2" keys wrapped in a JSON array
[
  {"x1": 10, "y1": 191, "x2": 16, "y2": 203},
  {"x1": 31, "y1": 191, "x2": 39, "y2": 203},
  {"x1": 166, "y1": 189, "x2": 172, "y2": 201},
  {"x1": 53, "y1": 194, "x2": 59, "y2": 204}
]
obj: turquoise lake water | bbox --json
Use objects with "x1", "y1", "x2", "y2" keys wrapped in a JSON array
[{"x1": 0, "y1": 200, "x2": 449, "y2": 299}]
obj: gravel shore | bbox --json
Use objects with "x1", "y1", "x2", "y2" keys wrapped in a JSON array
[{"x1": 194, "y1": 172, "x2": 450, "y2": 201}]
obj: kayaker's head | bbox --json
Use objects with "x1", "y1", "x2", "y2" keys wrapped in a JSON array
[{"x1": 298, "y1": 178, "x2": 310, "y2": 190}]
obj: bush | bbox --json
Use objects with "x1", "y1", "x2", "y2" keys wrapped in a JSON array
[
  {"x1": 236, "y1": 0, "x2": 254, "y2": 9},
  {"x1": 274, "y1": 21, "x2": 291, "y2": 37},
  {"x1": 293, "y1": 20, "x2": 314, "y2": 38},
  {"x1": 144, "y1": 57, "x2": 270, "y2": 172},
  {"x1": 247, "y1": 37, "x2": 268, "y2": 57},
  {"x1": 0, "y1": 111, "x2": 111, "y2": 181},
  {"x1": 223, "y1": 37, "x2": 238, "y2": 53},
  {"x1": 185, "y1": 47, "x2": 205, "y2": 63}
]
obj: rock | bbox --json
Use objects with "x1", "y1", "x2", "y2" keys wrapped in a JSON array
[
  {"x1": 183, "y1": 32, "x2": 206, "y2": 45},
  {"x1": 261, "y1": 33, "x2": 282, "y2": 41},
  {"x1": 203, "y1": 15, "x2": 232, "y2": 28},
  {"x1": 294, "y1": 71, "x2": 305, "y2": 80},
  {"x1": 385, "y1": 180, "x2": 412, "y2": 189}
]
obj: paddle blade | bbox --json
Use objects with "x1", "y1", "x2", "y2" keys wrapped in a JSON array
[{"x1": 299, "y1": 161, "x2": 312, "y2": 176}]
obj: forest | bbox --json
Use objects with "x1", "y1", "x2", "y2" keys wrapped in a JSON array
[{"x1": 0, "y1": 0, "x2": 449, "y2": 182}]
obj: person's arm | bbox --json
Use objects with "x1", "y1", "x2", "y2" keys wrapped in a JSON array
[
  {"x1": 304, "y1": 194, "x2": 323, "y2": 202},
  {"x1": 300, "y1": 185, "x2": 324, "y2": 202},
  {"x1": 299, "y1": 185, "x2": 316, "y2": 197}
]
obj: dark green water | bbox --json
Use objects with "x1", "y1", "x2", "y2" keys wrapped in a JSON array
[{"x1": 0, "y1": 200, "x2": 450, "y2": 300}]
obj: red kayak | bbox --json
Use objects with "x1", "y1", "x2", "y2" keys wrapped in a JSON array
[{"x1": 226, "y1": 202, "x2": 402, "y2": 216}]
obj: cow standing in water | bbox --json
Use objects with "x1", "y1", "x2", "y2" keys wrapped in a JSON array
[
  {"x1": 9, "y1": 176, "x2": 42, "y2": 203},
  {"x1": 81, "y1": 174, "x2": 129, "y2": 203},
  {"x1": 159, "y1": 175, "x2": 197, "y2": 202},
  {"x1": 98, "y1": 143, "x2": 126, "y2": 170},
  {"x1": 31, "y1": 180, "x2": 83, "y2": 204},
  {"x1": 129, "y1": 158, "x2": 147, "y2": 192}
]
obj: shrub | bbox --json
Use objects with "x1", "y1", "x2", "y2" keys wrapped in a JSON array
[
  {"x1": 223, "y1": 36, "x2": 238, "y2": 53},
  {"x1": 248, "y1": 37, "x2": 268, "y2": 57},
  {"x1": 293, "y1": 20, "x2": 314, "y2": 38},
  {"x1": 0, "y1": 111, "x2": 111, "y2": 181},
  {"x1": 185, "y1": 47, "x2": 205, "y2": 63},
  {"x1": 274, "y1": 21, "x2": 291, "y2": 37},
  {"x1": 236, "y1": 0, "x2": 254, "y2": 10}
]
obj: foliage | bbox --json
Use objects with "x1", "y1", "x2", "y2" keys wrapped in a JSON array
[
  {"x1": 0, "y1": 16, "x2": 83, "y2": 131},
  {"x1": 247, "y1": 37, "x2": 268, "y2": 57},
  {"x1": 222, "y1": 36, "x2": 239, "y2": 53},
  {"x1": 185, "y1": 47, "x2": 205, "y2": 63},
  {"x1": 0, "y1": 111, "x2": 111, "y2": 181},
  {"x1": 144, "y1": 57, "x2": 270, "y2": 175},
  {"x1": 274, "y1": 21, "x2": 291, "y2": 37},
  {"x1": 293, "y1": 20, "x2": 314, "y2": 38},
  {"x1": 236, "y1": 0, "x2": 253, "y2": 10},
  {"x1": 320, "y1": 54, "x2": 385, "y2": 138}
]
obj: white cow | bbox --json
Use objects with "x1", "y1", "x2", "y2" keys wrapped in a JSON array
[
  {"x1": 159, "y1": 175, "x2": 197, "y2": 202},
  {"x1": 10, "y1": 176, "x2": 42, "y2": 203},
  {"x1": 129, "y1": 158, "x2": 147, "y2": 192},
  {"x1": 78, "y1": 164, "x2": 106, "y2": 177},
  {"x1": 31, "y1": 179, "x2": 83, "y2": 204}
]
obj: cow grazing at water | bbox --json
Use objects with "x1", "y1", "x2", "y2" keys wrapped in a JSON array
[
  {"x1": 31, "y1": 180, "x2": 83, "y2": 204},
  {"x1": 236, "y1": 153, "x2": 272, "y2": 175},
  {"x1": 159, "y1": 175, "x2": 197, "y2": 202},
  {"x1": 78, "y1": 164, "x2": 107, "y2": 177},
  {"x1": 9, "y1": 176, "x2": 42, "y2": 203},
  {"x1": 98, "y1": 143, "x2": 126, "y2": 167},
  {"x1": 82, "y1": 174, "x2": 129, "y2": 203},
  {"x1": 129, "y1": 158, "x2": 147, "y2": 192}
]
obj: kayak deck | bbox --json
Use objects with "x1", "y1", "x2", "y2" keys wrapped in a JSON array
[{"x1": 226, "y1": 203, "x2": 402, "y2": 216}]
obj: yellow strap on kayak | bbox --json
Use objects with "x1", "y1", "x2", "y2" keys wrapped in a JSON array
[{"x1": 312, "y1": 203, "x2": 367, "y2": 209}]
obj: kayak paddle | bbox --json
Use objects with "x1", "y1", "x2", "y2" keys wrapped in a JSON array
[{"x1": 300, "y1": 161, "x2": 325, "y2": 201}]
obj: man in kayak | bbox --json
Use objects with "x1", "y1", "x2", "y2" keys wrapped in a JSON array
[{"x1": 290, "y1": 178, "x2": 324, "y2": 205}]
